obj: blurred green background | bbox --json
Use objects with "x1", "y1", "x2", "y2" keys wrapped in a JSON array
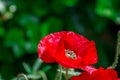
[{"x1": 0, "y1": 0, "x2": 120, "y2": 79}]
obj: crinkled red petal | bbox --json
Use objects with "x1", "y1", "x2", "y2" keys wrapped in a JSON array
[
  {"x1": 53, "y1": 32, "x2": 97, "y2": 68},
  {"x1": 38, "y1": 31, "x2": 98, "y2": 68},
  {"x1": 71, "y1": 67, "x2": 119, "y2": 80},
  {"x1": 91, "y1": 67, "x2": 118, "y2": 80},
  {"x1": 70, "y1": 71, "x2": 90, "y2": 80},
  {"x1": 38, "y1": 31, "x2": 66, "y2": 62}
]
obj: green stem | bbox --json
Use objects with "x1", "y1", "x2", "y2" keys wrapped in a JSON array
[
  {"x1": 39, "y1": 71, "x2": 47, "y2": 80},
  {"x1": 66, "y1": 68, "x2": 68, "y2": 80},
  {"x1": 55, "y1": 65, "x2": 62, "y2": 80},
  {"x1": 59, "y1": 65, "x2": 62, "y2": 80},
  {"x1": 17, "y1": 73, "x2": 28, "y2": 80},
  {"x1": 111, "y1": 31, "x2": 120, "y2": 69}
]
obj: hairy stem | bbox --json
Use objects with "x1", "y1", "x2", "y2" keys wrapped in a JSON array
[
  {"x1": 55, "y1": 65, "x2": 62, "y2": 80},
  {"x1": 66, "y1": 68, "x2": 68, "y2": 80},
  {"x1": 39, "y1": 71, "x2": 47, "y2": 80},
  {"x1": 17, "y1": 73, "x2": 28, "y2": 80},
  {"x1": 111, "y1": 31, "x2": 120, "y2": 69},
  {"x1": 59, "y1": 65, "x2": 62, "y2": 80}
]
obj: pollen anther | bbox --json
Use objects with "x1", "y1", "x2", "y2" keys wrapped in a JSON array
[{"x1": 65, "y1": 49, "x2": 77, "y2": 59}]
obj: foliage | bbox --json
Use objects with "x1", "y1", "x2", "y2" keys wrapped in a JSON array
[{"x1": 0, "y1": 0, "x2": 119, "y2": 79}]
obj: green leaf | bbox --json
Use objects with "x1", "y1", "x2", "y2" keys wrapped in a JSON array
[
  {"x1": 0, "y1": 27, "x2": 4, "y2": 37},
  {"x1": 0, "y1": 48, "x2": 14, "y2": 63},
  {"x1": 51, "y1": 0, "x2": 66, "y2": 14},
  {"x1": 40, "y1": 22, "x2": 49, "y2": 38},
  {"x1": 24, "y1": 41, "x2": 33, "y2": 52},
  {"x1": 94, "y1": 18, "x2": 107, "y2": 33},
  {"x1": 38, "y1": 71, "x2": 47, "y2": 80},
  {"x1": 59, "y1": 0, "x2": 78, "y2": 7},
  {"x1": 32, "y1": 0, "x2": 49, "y2": 17},
  {"x1": 32, "y1": 58, "x2": 43, "y2": 73},
  {"x1": 4, "y1": 28, "x2": 25, "y2": 46},
  {"x1": 95, "y1": 0, "x2": 120, "y2": 24},
  {"x1": 4, "y1": 28, "x2": 25, "y2": 58},
  {"x1": 42, "y1": 66, "x2": 51, "y2": 72},
  {"x1": 95, "y1": 0, "x2": 115, "y2": 19},
  {"x1": 18, "y1": 13, "x2": 39, "y2": 28},
  {"x1": 27, "y1": 74, "x2": 41, "y2": 79},
  {"x1": 40, "y1": 16, "x2": 63, "y2": 38},
  {"x1": 0, "y1": 74, "x2": 3, "y2": 80},
  {"x1": 23, "y1": 62, "x2": 32, "y2": 74},
  {"x1": 13, "y1": 44, "x2": 24, "y2": 58}
]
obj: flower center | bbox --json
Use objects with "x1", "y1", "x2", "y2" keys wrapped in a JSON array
[{"x1": 65, "y1": 49, "x2": 77, "y2": 59}]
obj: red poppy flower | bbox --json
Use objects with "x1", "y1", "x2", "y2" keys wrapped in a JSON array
[
  {"x1": 71, "y1": 67, "x2": 119, "y2": 80},
  {"x1": 38, "y1": 31, "x2": 97, "y2": 68}
]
